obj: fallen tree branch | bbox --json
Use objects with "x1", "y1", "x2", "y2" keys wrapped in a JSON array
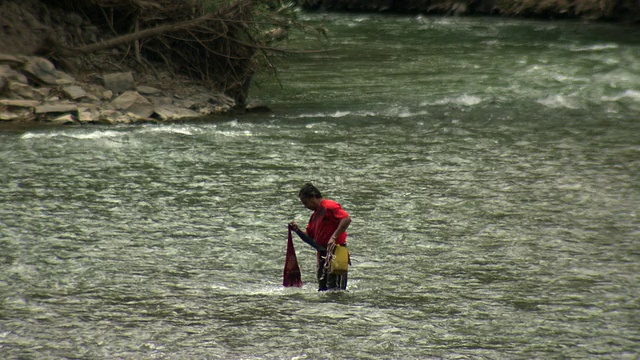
[{"x1": 60, "y1": 13, "x2": 218, "y2": 55}]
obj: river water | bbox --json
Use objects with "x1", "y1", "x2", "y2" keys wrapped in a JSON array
[{"x1": 1, "y1": 12, "x2": 639, "y2": 359}]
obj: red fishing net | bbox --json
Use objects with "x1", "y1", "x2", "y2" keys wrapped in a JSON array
[{"x1": 283, "y1": 225, "x2": 302, "y2": 287}]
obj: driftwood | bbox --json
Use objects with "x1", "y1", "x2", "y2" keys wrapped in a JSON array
[{"x1": 63, "y1": 13, "x2": 219, "y2": 55}]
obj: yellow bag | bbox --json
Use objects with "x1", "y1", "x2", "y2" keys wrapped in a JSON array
[{"x1": 330, "y1": 245, "x2": 349, "y2": 274}]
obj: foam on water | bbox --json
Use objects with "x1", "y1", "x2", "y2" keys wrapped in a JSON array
[
  {"x1": 20, "y1": 129, "x2": 125, "y2": 140},
  {"x1": 421, "y1": 94, "x2": 484, "y2": 107},
  {"x1": 569, "y1": 43, "x2": 620, "y2": 52},
  {"x1": 536, "y1": 94, "x2": 584, "y2": 109},
  {"x1": 602, "y1": 89, "x2": 640, "y2": 102},
  {"x1": 141, "y1": 125, "x2": 200, "y2": 136}
]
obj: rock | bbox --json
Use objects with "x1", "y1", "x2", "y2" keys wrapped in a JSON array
[
  {"x1": 0, "y1": 65, "x2": 28, "y2": 85},
  {"x1": 127, "y1": 103, "x2": 154, "y2": 119},
  {"x1": 148, "y1": 96, "x2": 173, "y2": 106},
  {"x1": 78, "y1": 104, "x2": 99, "y2": 123},
  {"x1": 35, "y1": 87, "x2": 51, "y2": 98},
  {"x1": 0, "y1": 108, "x2": 35, "y2": 121},
  {"x1": 102, "y1": 90, "x2": 113, "y2": 100},
  {"x1": 49, "y1": 114, "x2": 75, "y2": 125},
  {"x1": 116, "y1": 113, "x2": 136, "y2": 124},
  {"x1": 111, "y1": 91, "x2": 153, "y2": 119},
  {"x1": 62, "y1": 85, "x2": 87, "y2": 100},
  {"x1": 246, "y1": 100, "x2": 271, "y2": 113},
  {"x1": 153, "y1": 104, "x2": 198, "y2": 120},
  {"x1": 35, "y1": 104, "x2": 78, "y2": 114},
  {"x1": 23, "y1": 57, "x2": 75, "y2": 85},
  {"x1": 0, "y1": 110, "x2": 24, "y2": 121},
  {"x1": 125, "y1": 112, "x2": 154, "y2": 123},
  {"x1": 198, "y1": 105, "x2": 216, "y2": 115},
  {"x1": 98, "y1": 109, "x2": 120, "y2": 124},
  {"x1": 103, "y1": 72, "x2": 135, "y2": 93},
  {"x1": 0, "y1": 54, "x2": 25, "y2": 67},
  {"x1": 0, "y1": 99, "x2": 39, "y2": 108},
  {"x1": 175, "y1": 98, "x2": 196, "y2": 109},
  {"x1": 137, "y1": 85, "x2": 162, "y2": 95},
  {"x1": 112, "y1": 91, "x2": 146, "y2": 109},
  {"x1": 55, "y1": 72, "x2": 76, "y2": 85},
  {"x1": 9, "y1": 82, "x2": 44, "y2": 100}
]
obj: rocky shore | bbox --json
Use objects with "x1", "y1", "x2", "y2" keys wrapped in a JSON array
[
  {"x1": 0, "y1": 0, "x2": 274, "y2": 128},
  {"x1": 0, "y1": 54, "x2": 242, "y2": 127}
]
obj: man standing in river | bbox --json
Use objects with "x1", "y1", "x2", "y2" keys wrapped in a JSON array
[{"x1": 289, "y1": 183, "x2": 351, "y2": 291}]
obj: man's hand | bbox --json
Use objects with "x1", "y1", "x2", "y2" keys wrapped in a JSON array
[
  {"x1": 327, "y1": 235, "x2": 337, "y2": 253},
  {"x1": 288, "y1": 221, "x2": 300, "y2": 232}
]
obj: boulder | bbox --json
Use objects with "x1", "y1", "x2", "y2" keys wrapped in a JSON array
[
  {"x1": 78, "y1": 104, "x2": 100, "y2": 123},
  {"x1": 127, "y1": 103, "x2": 155, "y2": 119},
  {"x1": 0, "y1": 65, "x2": 28, "y2": 86},
  {"x1": 98, "y1": 109, "x2": 120, "y2": 124},
  {"x1": 175, "y1": 98, "x2": 196, "y2": 109},
  {"x1": 0, "y1": 54, "x2": 24, "y2": 67},
  {"x1": 112, "y1": 91, "x2": 148, "y2": 109},
  {"x1": 62, "y1": 85, "x2": 87, "y2": 100},
  {"x1": 102, "y1": 90, "x2": 114, "y2": 100},
  {"x1": 148, "y1": 96, "x2": 174, "y2": 106},
  {"x1": 246, "y1": 100, "x2": 271, "y2": 113},
  {"x1": 153, "y1": 104, "x2": 198, "y2": 120},
  {"x1": 111, "y1": 90, "x2": 154, "y2": 118},
  {"x1": 8, "y1": 82, "x2": 45, "y2": 100},
  {"x1": 137, "y1": 85, "x2": 162, "y2": 95},
  {"x1": 0, "y1": 108, "x2": 34, "y2": 121},
  {"x1": 0, "y1": 99, "x2": 39, "y2": 108},
  {"x1": 49, "y1": 114, "x2": 75, "y2": 125},
  {"x1": 103, "y1": 72, "x2": 135, "y2": 93},
  {"x1": 23, "y1": 57, "x2": 75, "y2": 85},
  {"x1": 0, "y1": 110, "x2": 24, "y2": 121},
  {"x1": 35, "y1": 104, "x2": 78, "y2": 114}
]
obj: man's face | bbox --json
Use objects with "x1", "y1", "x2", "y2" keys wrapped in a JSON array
[{"x1": 300, "y1": 196, "x2": 317, "y2": 211}]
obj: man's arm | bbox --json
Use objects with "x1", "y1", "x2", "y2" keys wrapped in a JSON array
[{"x1": 330, "y1": 216, "x2": 351, "y2": 243}]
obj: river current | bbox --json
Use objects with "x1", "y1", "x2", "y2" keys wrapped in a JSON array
[{"x1": 1, "y1": 13, "x2": 639, "y2": 359}]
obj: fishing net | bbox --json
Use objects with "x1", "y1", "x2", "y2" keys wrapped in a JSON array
[{"x1": 283, "y1": 225, "x2": 302, "y2": 287}]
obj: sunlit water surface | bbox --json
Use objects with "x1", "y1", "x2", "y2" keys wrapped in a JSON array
[{"x1": 1, "y1": 13, "x2": 639, "y2": 359}]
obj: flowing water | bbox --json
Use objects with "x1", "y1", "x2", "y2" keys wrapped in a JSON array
[{"x1": 1, "y1": 12, "x2": 640, "y2": 359}]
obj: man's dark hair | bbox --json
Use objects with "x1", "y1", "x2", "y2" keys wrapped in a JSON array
[{"x1": 299, "y1": 183, "x2": 322, "y2": 199}]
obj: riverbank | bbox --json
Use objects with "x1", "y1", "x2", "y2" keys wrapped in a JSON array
[
  {"x1": 0, "y1": 0, "x2": 274, "y2": 128},
  {"x1": 297, "y1": 0, "x2": 640, "y2": 22}
]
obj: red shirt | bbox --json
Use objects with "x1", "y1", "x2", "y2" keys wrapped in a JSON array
[{"x1": 306, "y1": 199, "x2": 349, "y2": 248}]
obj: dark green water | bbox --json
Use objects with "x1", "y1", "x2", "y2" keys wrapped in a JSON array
[{"x1": 1, "y1": 13, "x2": 639, "y2": 359}]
